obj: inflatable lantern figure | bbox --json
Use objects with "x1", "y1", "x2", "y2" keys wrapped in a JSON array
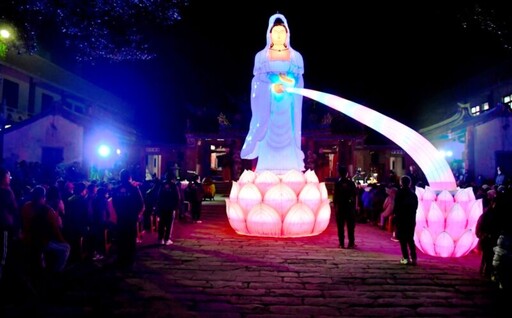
[
  {"x1": 414, "y1": 186, "x2": 482, "y2": 257},
  {"x1": 228, "y1": 13, "x2": 482, "y2": 252},
  {"x1": 293, "y1": 88, "x2": 483, "y2": 257},
  {"x1": 227, "y1": 13, "x2": 330, "y2": 238}
]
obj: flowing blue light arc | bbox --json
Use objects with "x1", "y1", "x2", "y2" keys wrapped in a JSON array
[{"x1": 287, "y1": 87, "x2": 457, "y2": 191}]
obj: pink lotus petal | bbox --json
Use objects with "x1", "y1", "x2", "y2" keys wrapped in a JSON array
[
  {"x1": 304, "y1": 169, "x2": 320, "y2": 183},
  {"x1": 238, "y1": 183, "x2": 263, "y2": 212},
  {"x1": 416, "y1": 203, "x2": 427, "y2": 227},
  {"x1": 281, "y1": 170, "x2": 306, "y2": 195},
  {"x1": 254, "y1": 171, "x2": 280, "y2": 196},
  {"x1": 319, "y1": 183, "x2": 329, "y2": 201},
  {"x1": 434, "y1": 232, "x2": 455, "y2": 257},
  {"x1": 415, "y1": 187, "x2": 425, "y2": 200},
  {"x1": 467, "y1": 200, "x2": 483, "y2": 231},
  {"x1": 264, "y1": 183, "x2": 297, "y2": 220},
  {"x1": 298, "y1": 183, "x2": 321, "y2": 213},
  {"x1": 453, "y1": 229, "x2": 477, "y2": 257},
  {"x1": 454, "y1": 187, "x2": 474, "y2": 213},
  {"x1": 225, "y1": 200, "x2": 248, "y2": 234},
  {"x1": 246, "y1": 203, "x2": 282, "y2": 237},
  {"x1": 426, "y1": 202, "x2": 445, "y2": 239},
  {"x1": 436, "y1": 190, "x2": 455, "y2": 215},
  {"x1": 238, "y1": 169, "x2": 257, "y2": 186},
  {"x1": 418, "y1": 228, "x2": 436, "y2": 255},
  {"x1": 282, "y1": 203, "x2": 315, "y2": 237},
  {"x1": 445, "y1": 204, "x2": 467, "y2": 241},
  {"x1": 313, "y1": 201, "x2": 331, "y2": 234},
  {"x1": 229, "y1": 181, "x2": 240, "y2": 202},
  {"x1": 421, "y1": 187, "x2": 437, "y2": 216}
]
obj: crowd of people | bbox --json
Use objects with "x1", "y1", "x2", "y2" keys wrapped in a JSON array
[
  {"x1": 1, "y1": 156, "x2": 510, "y2": 297},
  {"x1": 0, "y1": 164, "x2": 207, "y2": 299}
]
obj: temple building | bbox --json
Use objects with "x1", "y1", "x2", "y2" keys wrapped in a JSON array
[
  {"x1": 0, "y1": 51, "x2": 145, "y2": 182},
  {"x1": 3, "y1": 50, "x2": 511, "y2": 187},
  {"x1": 418, "y1": 61, "x2": 512, "y2": 185}
]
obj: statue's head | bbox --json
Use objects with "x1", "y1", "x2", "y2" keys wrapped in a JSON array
[{"x1": 266, "y1": 14, "x2": 290, "y2": 49}]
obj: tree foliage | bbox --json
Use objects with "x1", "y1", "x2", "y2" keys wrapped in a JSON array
[
  {"x1": 458, "y1": 2, "x2": 512, "y2": 51},
  {"x1": 0, "y1": 0, "x2": 188, "y2": 63}
]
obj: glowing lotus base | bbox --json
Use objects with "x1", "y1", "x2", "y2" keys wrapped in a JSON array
[
  {"x1": 226, "y1": 169, "x2": 331, "y2": 238},
  {"x1": 414, "y1": 186, "x2": 483, "y2": 257}
]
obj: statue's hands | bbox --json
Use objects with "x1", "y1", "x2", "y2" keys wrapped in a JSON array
[
  {"x1": 279, "y1": 73, "x2": 295, "y2": 87},
  {"x1": 279, "y1": 73, "x2": 291, "y2": 82},
  {"x1": 272, "y1": 83, "x2": 285, "y2": 93},
  {"x1": 270, "y1": 73, "x2": 295, "y2": 93}
]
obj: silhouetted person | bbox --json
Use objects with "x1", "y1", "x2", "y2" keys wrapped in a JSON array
[
  {"x1": 333, "y1": 165, "x2": 357, "y2": 249},
  {"x1": 0, "y1": 167, "x2": 18, "y2": 281},
  {"x1": 393, "y1": 175, "x2": 418, "y2": 265},
  {"x1": 62, "y1": 182, "x2": 88, "y2": 263},
  {"x1": 156, "y1": 175, "x2": 179, "y2": 245},
  {"x1": 185, "y1": 175, "x2": 204, "y2": 223},
  {"x1": 90, "y1": 187, "x2": 110, "y2": 260},
  {"x1": 21, "y1": 186, "x2": 70, "y2": 273},
  {"x1": 111, "y1": 169, "x2": 144, "y2": 269},
  {"x1": 495, "y1": 166, "x2": 506, "y2": 187},
  {"x1": 143, "y1": 180, "x2": 159, "y2": 232}
]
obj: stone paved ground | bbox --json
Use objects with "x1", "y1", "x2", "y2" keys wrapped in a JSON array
[{"x1": 1, "y1": 197, "x2": 508, "y2": 317}]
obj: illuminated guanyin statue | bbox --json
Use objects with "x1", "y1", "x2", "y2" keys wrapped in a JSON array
[
  {"x1": 241, "y1": 13, "x2": 304, "y2": 174},
  {"x1": 228, "y1": 14, "x2": 329, "y2": 238},
  {"x1": 229, "y1": 13, "x2": 482, "y2": 254}
]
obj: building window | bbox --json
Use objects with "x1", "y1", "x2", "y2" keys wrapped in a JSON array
[
  {"x1": 470, "y1": 102, "x2": 489, "y2": 116},
  {"x1": 503, "y1": 94, "x2": 512, "y2": 111},
  {"x1": 2, "y1": 78, "x2": 19, "y2": 109},
  {"x1": 66, "y1": 99, "x2": 85, "y2": 114}
]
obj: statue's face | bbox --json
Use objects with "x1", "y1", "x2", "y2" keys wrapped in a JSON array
[{"x1": 271, "y1": 25, "x2": 287, "y2": 46}]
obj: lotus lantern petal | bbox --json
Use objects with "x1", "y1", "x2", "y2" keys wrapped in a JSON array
[
  {"x1": 281, "y1": 170, "x2": 306, "y2": 195},
  {"x1": 254, "y1": 170, "x2": 281, "y2": 196},
  {"x1": 264, "y1": 183, "x2": 297, "y2": 220},
  {"x1": 238, "y1": 169, "x2": 257, "y2": 186},
  {"x1": 246, "y1": 203, "x2": 282, "y2": 237},
  {"x1": 238, "y1": 183, "x2": 263, "y2": 212},
  {"x1": 282, "y1": 203, "x2": 315, "y2": 237},
  {"x1": 304, "y1": 169, "x2": 319, "y2": 183},
  {"x1": 229, "y1": 181, "x2": 240, "y2": 201}
]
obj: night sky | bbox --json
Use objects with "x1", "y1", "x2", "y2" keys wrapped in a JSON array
[{"x1": 58, "y1": 1, "x2": 512, "y2": 144}]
